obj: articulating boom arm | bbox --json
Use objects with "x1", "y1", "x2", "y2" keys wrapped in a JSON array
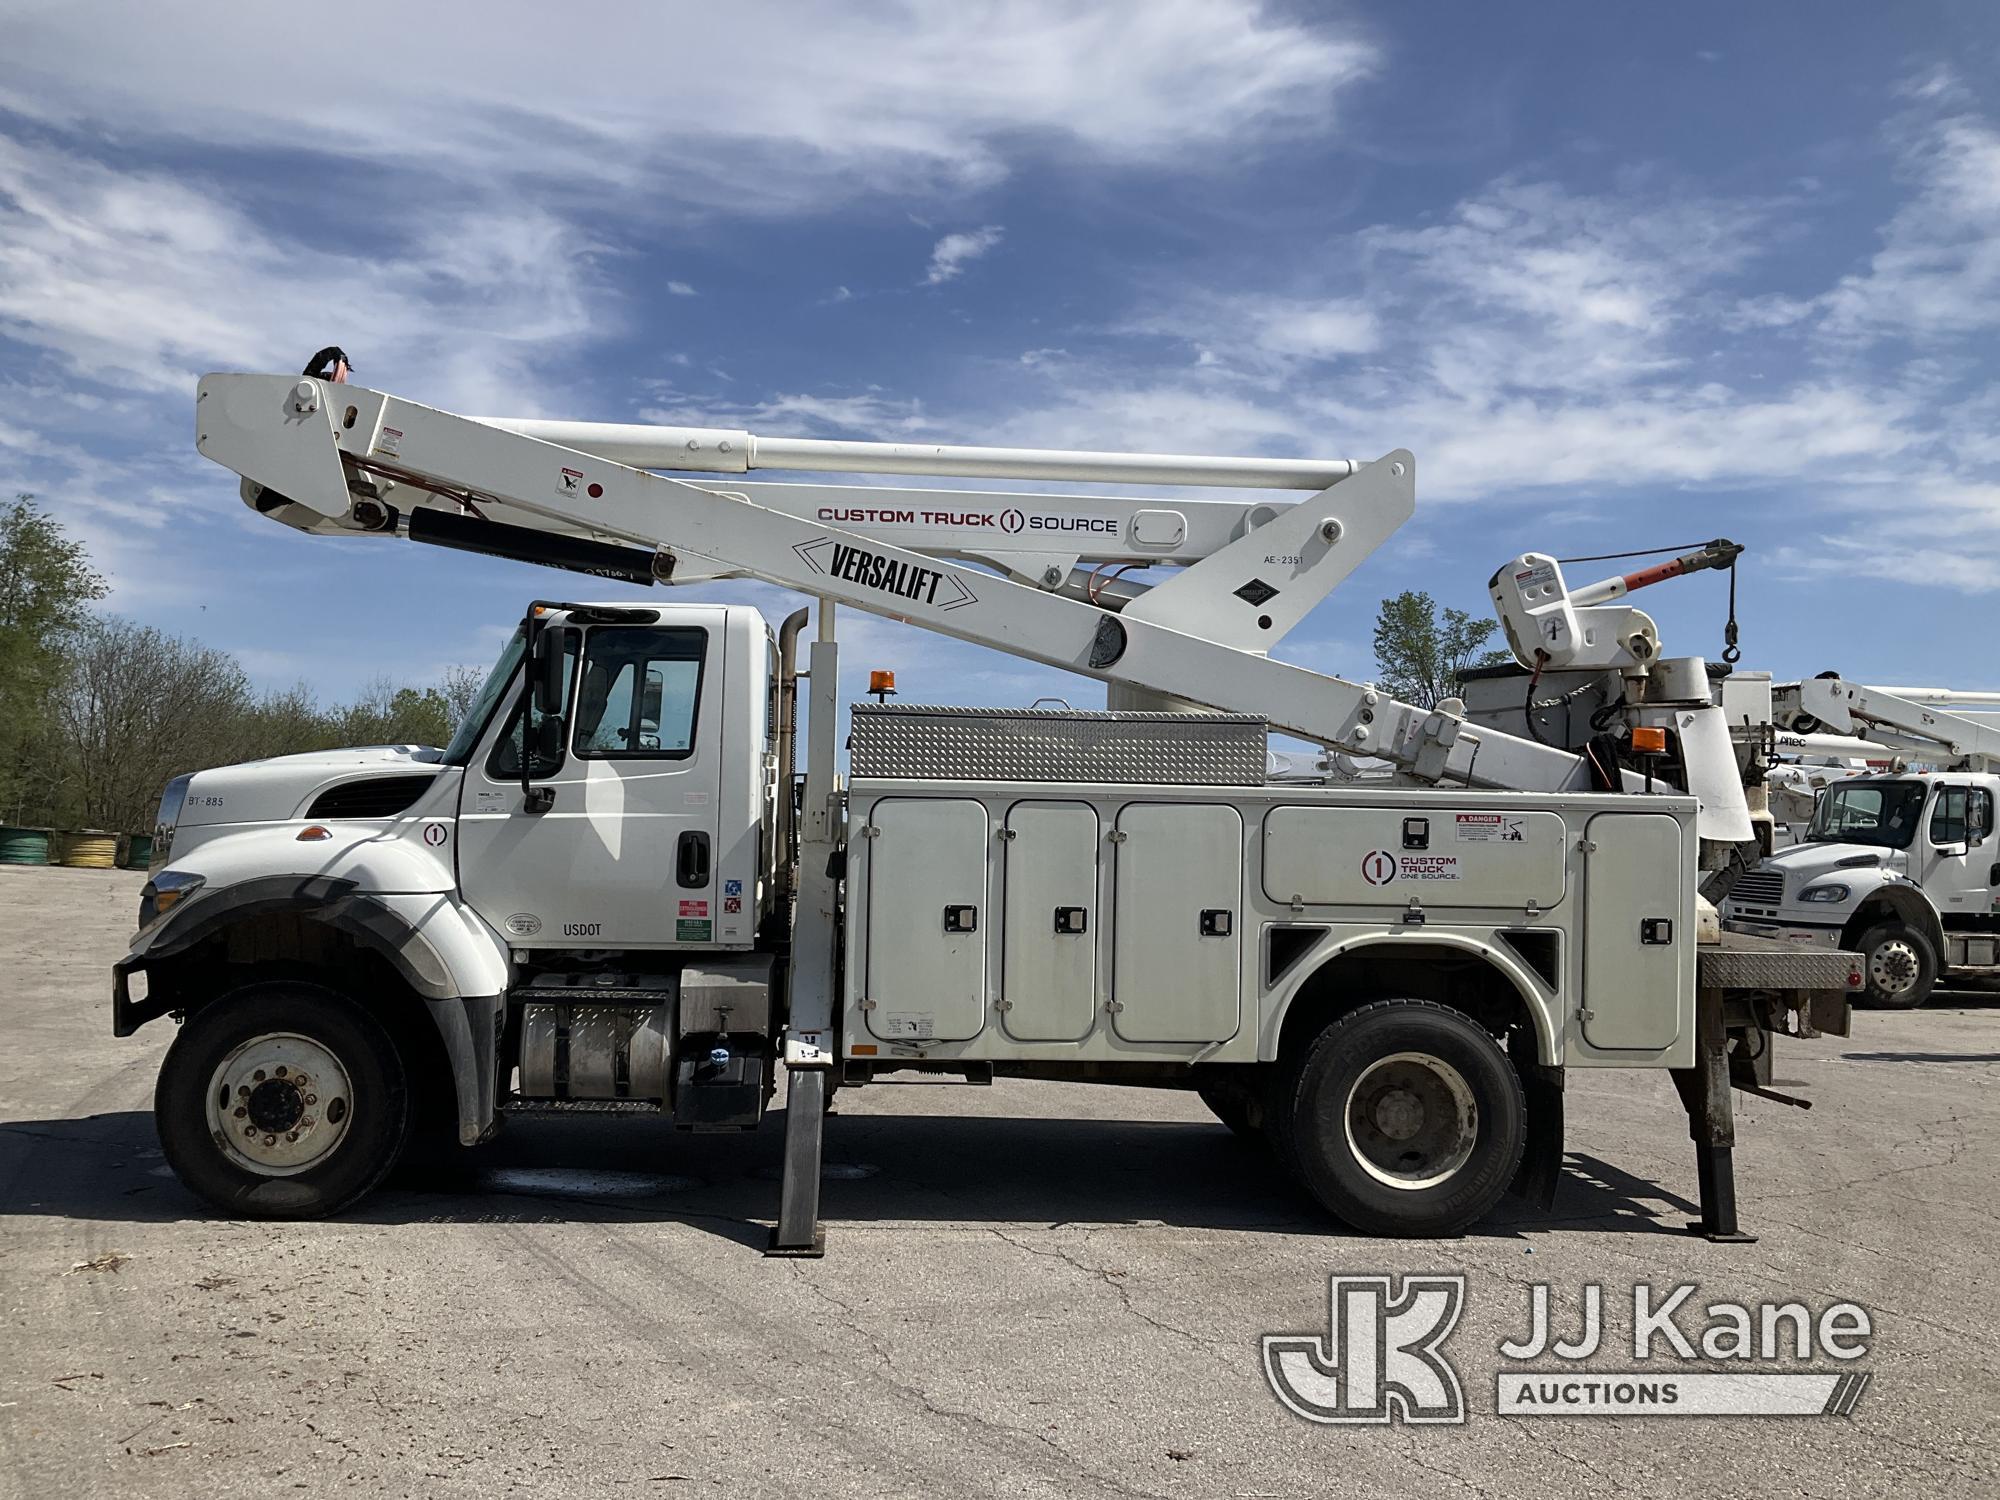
[
  {"x1": 1779, "y1": 678, "x2": 2000, "y2": 772},
  {"x1": 198, "y1": 372, "x2": 1621, "y2": 792}
]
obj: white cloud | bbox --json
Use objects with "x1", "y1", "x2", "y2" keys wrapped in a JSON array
[
  {"x1": 666, "y1": 281, "x2": 697, "y2": 296},
  {"x1": 924, "y1": 226, "x2": 1004, "y2": 285},
  {"x1": 0, "y1": 2, "x2": 1376, "y2": 212},
  {"x1": 0, "y1": 136, "x2": 600, "y2": 411},
  {"x1": 1819, "y1": 105, "x2": 2000, "y2": 342}
]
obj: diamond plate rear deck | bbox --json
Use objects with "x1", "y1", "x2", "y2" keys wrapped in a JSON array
[
  {"x1": 849, "y1": 704, "x2": 1268, "y2": 785},
  {"x1": 1697, "y1": 932, "x2": 1855, "y2": 991}
]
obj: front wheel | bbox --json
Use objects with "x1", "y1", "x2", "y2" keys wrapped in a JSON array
[
  {"x1": 1271, "y1": 1000, "x2": 1525, "y2": 1237},
  {"x1": 155, "y1": 982, "x2": 410, "y2": 1218},
  {"x1": 1853, "y1": 923, "x2": 1938, "y2": 1009}
]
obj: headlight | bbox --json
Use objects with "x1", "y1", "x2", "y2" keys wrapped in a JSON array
[
  {"x1": 138, "y1": 870, "x2": 205, "y2": 930},
  {"x1": 1798, "y1": 883, "x2": 1850, "y2": 903}
]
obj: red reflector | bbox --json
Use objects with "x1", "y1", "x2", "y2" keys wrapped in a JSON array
[{"x1": 586, "y1": 482, "x2": 603, "y2": 498}]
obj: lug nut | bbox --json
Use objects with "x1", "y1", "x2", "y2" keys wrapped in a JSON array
[
  {"x1": 304, "y1": 1094, "x2": 317, "y2": 1105},
  {"x1": 286, "y1": 1132, "x2": 299, "y2": 1143},
  {"x1": 243, "y1": 1125, "x2": 255, "y2": 1137},
  {"x1": 233, "y1": 1106, "x2": 246, "y2": 1118},
  {"x1": 264, "y1": 1135, "x2": 277, "y2": 1147},
  {"x1": 253, "y1": 1070, "x2": 266, "y2": 1082},
  {"x1": 275, "y1": 1066, "x2": 288, "y2": 1078}
]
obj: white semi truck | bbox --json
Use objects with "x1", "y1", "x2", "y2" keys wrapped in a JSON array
[
  {"x1": 1722, "y1": 678, "x2": 2000, "y2": 1007},
  {"x1": 112, "y1": 364, "x2": 1854, "y2": 1253}
]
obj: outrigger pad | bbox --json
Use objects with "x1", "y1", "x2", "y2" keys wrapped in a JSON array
[{"x1": 764, "y1": 1228, "x2": 826, "y2": 1259}]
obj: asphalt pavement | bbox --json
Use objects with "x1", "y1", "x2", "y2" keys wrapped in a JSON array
[{"x1": 2, "y1": 865, "x2": 1995, "y2": 1498}]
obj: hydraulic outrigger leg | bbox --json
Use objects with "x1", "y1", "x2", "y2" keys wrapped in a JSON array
[{"x1": 1671, "y1": 990, "x2": 1756, "y2": 1243}]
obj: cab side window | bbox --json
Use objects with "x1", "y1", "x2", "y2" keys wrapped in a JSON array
[
  {"x1": 1969, "y1": 788, "x2": 1994, "y2": 844},
  {"x1": 575, "y1": 627, "x2": 706, "y2": 759},
  {"x1": 488, "y1": 629, "x2": 578, "y2": 781},
  {"x1": 1931, "y1": 786, "x2": 1968, "y2": 845}
]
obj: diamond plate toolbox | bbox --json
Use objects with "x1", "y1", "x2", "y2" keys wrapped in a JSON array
[{"x1": 849, "y1": 704, "x2": 1268, "y2": 785}]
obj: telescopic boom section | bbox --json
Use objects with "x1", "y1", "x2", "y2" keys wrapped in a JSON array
[
  {"x1": 197, "y1": 372, "x2": 1608, "y2": 792},
  {"x1": 478, "y1": 416, "x2": 1362, "y2": 491}
]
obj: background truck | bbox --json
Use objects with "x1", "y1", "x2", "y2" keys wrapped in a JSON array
[
  {"x1": 1722, "y1": 678, "x2": 2000, "y2": 1007},
  {"x1": 113, "y1": 365, "x2": 1854, "y2": 1254}
]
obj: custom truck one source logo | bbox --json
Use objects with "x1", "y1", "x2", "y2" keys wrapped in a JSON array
[{"x1": 1265, "y1": 1277, "x2": 1874, "y2": 1426}]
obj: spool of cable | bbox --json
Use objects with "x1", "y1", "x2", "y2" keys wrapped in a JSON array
[
  {"x1": 0, "y1": 826, "x2": 51, "y2": 865},
  {"x1": 56, "y1": 830, "x2": 119, "y2": 869}
]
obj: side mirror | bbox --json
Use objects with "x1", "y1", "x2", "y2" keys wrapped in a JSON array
[
  {"x1": 1935, "y1": 840, "x2": 1969, "y2": 858},
  {"x1": 530, "y1": 628, "x2": 565, "y2": 716}
]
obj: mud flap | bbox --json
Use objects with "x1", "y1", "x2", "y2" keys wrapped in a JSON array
[{"x1": 1508, "y1": 1033, "x2": 1564, "y2": 1211}]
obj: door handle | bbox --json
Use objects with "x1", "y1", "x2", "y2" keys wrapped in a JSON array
[{"x1": 676, "y1": 830, "x2": 711, "y2": 889}]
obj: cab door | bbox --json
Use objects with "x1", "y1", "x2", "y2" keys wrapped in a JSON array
[
  {"x1": 457, "y1": 613, "x2": 729, "y2": 948},
  {"x1": 1921, "y1": 783, "x2": 1996, "y2": 917}
]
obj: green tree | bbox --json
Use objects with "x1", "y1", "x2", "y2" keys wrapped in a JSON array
[
  {"x1": 1370, "y1": 590, "x2": 1511, "y2": 709},
  {"x1": 0, "y1": 494, "x2": 107, "y2": 822}
]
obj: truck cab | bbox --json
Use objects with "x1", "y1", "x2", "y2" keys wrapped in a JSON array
[{"x1": 1722, "y1": 772, "x2": 2000, "y2": 1007}]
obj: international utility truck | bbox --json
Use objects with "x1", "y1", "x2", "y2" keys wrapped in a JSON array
[{"x1": 112, "y1": 363, "x2": 1854, "y2": 1253}]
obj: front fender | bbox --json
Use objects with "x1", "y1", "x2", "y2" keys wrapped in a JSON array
[
  {"x1": 114, "y1": 878, "x2": 512, "y2": 1147},
  {"x1": 1844, "y1": 878, "x2": 1947, "y2": 956}
]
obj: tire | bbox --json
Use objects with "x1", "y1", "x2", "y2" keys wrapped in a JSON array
[
  {"x1": 1853, "y1": 923, "x2": 1938, "y2": 1010},
  {"x1": 1270, "y1": 999, "x2": 1525, "y2": 1238},
  {"x1": 155, "y1": 981, "x2": 411, "y2": 1218},
  {"x1": 1195, "y1": 1079, "x2": 1262, "y2": 1140}
]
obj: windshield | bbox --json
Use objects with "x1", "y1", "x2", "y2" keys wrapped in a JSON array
[
  {"x1": 1807, "y1": 780, "x2": 1928, "y2": 849},
  {"x1": 441, "y1": 627, "x2": 525, "y2": 766}
]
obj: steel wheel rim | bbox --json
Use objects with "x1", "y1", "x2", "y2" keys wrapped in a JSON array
[
  {"x1": 1867, "y1": 939, "x2": 1920, "y2": 998},
  {"x1": 1343, "y1": 1050, "x2": 1479, "y2": 1191},
  {"x1": 204, "y1": 1032, "x2": 355, "y2": 1177}
]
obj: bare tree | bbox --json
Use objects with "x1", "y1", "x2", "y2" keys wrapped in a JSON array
[{"x1": 55, "y1": 619, "x2": 250, "y2": 831}]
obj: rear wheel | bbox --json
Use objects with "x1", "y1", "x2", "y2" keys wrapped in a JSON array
[
  {"x1": 1853, "y1": 923, "x2": 1937, "y2": 1010},
  {"x1": 1271, "y1": 1000, "x2": 1525, "y2": 1237},
  {"x1": 156, "y1": 982, "x2": 410, "y2": 1218}
]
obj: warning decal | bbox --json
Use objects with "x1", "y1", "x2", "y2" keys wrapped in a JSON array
[
  {"x1": 1455, "y1": 812, "x2": 1527, "y2": 844},
  {"x1": 678, "y1": 899, "x2": 708, "y2": 918}
]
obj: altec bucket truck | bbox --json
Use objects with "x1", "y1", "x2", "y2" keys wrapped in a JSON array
[
  {"x1": 1722, "y1": 678, "x2": 2000, "y2": 1007},
  {"x1": 112, "y1": 369, "x2": 1855, "y2": 1253}
]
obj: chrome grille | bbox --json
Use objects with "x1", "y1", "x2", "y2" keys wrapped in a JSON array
[{"x1": 1729, "y1": 870, "x2": 1786, "y2": 907}]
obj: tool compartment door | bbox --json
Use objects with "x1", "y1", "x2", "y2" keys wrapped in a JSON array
[
  {"x1": 863, "y1": 797, "x2": 989, "y2": 1043},
  {"x1": 1111, "y1": 803, "x2": 1243, "y2": 1043},
  {"x1": 1581, "y1": 811, "x2": 1688, "y2": 1050},
  {"x1": 1001, "y1": 800, "x2": 1099, "y2": 1042}
]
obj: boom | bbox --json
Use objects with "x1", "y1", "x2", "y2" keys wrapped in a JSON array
[
  {"x1": 201, "y1": 372, "x2": 1624, "y2": 793},
  {"x1": 1779, "y1": 677, "x2": 2000, "y2": 772}
]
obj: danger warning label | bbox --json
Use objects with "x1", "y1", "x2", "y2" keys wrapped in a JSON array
[{"x1": 1455, "y1": 812, "x2": 1527, "y2": 844}]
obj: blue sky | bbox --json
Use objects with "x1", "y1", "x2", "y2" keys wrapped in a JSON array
[{"x1": 2, "y1": 1, "x2": 1997, "y2": 719}]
